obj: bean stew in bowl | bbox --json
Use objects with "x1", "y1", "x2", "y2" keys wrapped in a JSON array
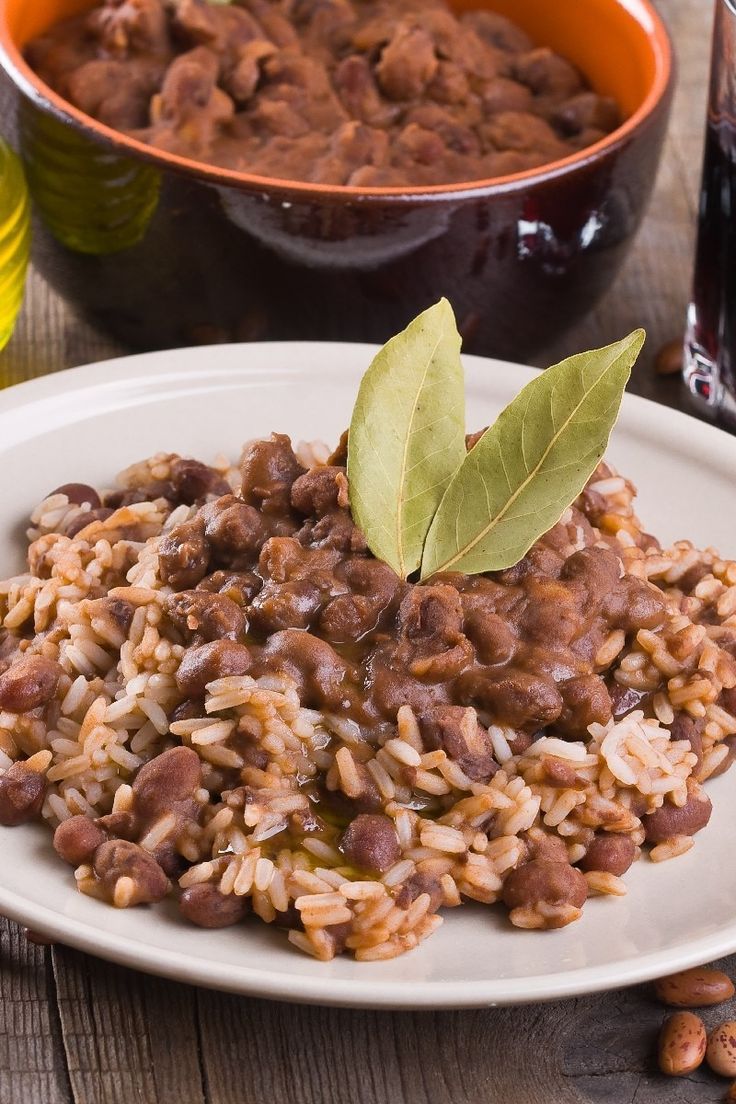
[
  {"x1": 0, "y1": 305, "x2": 734, "y2": 965},
  {"x1": 26, "y1": 0, "x2": 622, "y2": 188},
  {"x1": 0, "y1": 0, "x2": 672, "y2": 357}
]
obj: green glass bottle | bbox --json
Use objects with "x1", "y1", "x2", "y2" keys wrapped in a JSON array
[{"x1": 0, "y1": 139, "x2": 31, "y2": 353}]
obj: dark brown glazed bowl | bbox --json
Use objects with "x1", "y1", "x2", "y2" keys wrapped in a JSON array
[{"x1": 0, "y1": 0, "x2": 673, "y2": 358}]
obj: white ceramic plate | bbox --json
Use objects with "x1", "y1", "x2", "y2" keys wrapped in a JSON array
[{"x1": 0, "y1": 342, "x2": 734, "y2": 1010}]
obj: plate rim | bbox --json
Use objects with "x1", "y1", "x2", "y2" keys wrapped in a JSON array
[{"x1": 1, "y1": 340, "x2": 735, "y2": 1010}]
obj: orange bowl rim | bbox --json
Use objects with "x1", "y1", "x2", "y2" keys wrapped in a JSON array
[{"x1": 0, "y1": 0, "x2": 674, "y2": 202}]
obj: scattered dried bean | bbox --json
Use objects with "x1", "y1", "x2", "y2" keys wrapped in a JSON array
[
  {"x1": 658, "y1": 1011, "x2": 706, "y2": 1076},
  {"x1": 654, "y1": 967, "x2": 735, "y2": 1008}
]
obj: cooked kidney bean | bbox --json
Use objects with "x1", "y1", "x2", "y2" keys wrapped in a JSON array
[
  {"x1": 291, "y1": 466, "x2": 349, "y2": 516},
  {"x1": 394, "y1": 870, "x2": 443, "y2": 912},
  {"x1": 602, "y1": 576, "x2": 667, "y2": 632},
  {"x1": 132, "y1": 746, "x2": 201, "y2": 822},
  {"x1": 201, "y1": 496, "x2": 267, "y2": 556},
  {"x1": 520, "y1": 829, "x2": 569, "y2": 865},
  {"x1": 240, "y1": 435, "x2": 305, "y2": 515},
  {"x1": 502, "y1": 859, "x2": 587, "y2": 911},
  {"x1": 609, "y1": 683, "x2": 651, "y2": 720},
  {"x1": 658, "y1": 1012, "x2": 707, "y2": 1076},
  {"x1": 66, "y1": 507, "x2": 115, "y2": 538},
  {"x1": 256, "y1": 629, "x2": 358, "y2": 713},
  {"x1": 0, "y1": 655, "x2": 62, "y2": 714},
  {"x1": 158, "y1": 517, "x2": 210, "y2": 590},
  {"x1": 552, "y1": 91, "x2": 619, "y2": 137},
  {"x1": 93, "y1": 840, "x2": 169, "y2": 906},
  {"x1": 0, "y1": 762, "x2": 47, "y2": 826},
  {"x1": 458, "y1": 668, "x2": 563, "y2": 731},
  {"x1": 297, "y1": 510, "x2": 368, "y2": 553},
  {"x1": 654, "y1": 968, "x2": 735, "y2": 1008},
  {"x1": 86, "y1": 596, "x2": 135, "y2": 634},
  {"x1": 176, "y1": 639, "x2": 252, "y2": 696},
  {"x1": 579, "y1": 833, "x2": 636, "y2": 876},
  {"x1": 556, "y1": 675, "x2": 612, "y2": 737},
  {"x1": 168, "y1": 697, "x2": 205, "y2": 724},
  {"x1": 339, "y1": 813, "x2": 400, "y2": 873},
  {"x1": 249, "y1": 580, "x2": 324, "y2": 634},
  {"x1": 197, "y1": 570, "x2": 262, "y2": 606},
  {"x1": 710, "y1": 734, "x2": 736, "y2": 779},
  {"x1": 670, "y1": 713, "x2": 704, "y2": 773},
  {"x1": 166, "y1": 590, "x2": 246, "y2": 642},
  {"x1": 419, "y1": 705, "x2": 498, "y2": 782},
  {"x1": 49, "y1": 482, "x2": 101, "y2": 508},
  {"x1": 462, "y1": 610, "x2": 516, "y2": 665},
  {"x1": 170, "y1": 458, "x2": 230, "y2": 504},
  {"x1": 53, "y1": 815, "x2": 107, "y2": 866},
  {"x1": 643, "y1": 789, "x2": 712, "y2": 843},
  {"x1": 319, "y1": 558, "x2": 400, "y2": 643},
  {"x1": 179, "y1": 883, "x2": 248, "y2": 928}
]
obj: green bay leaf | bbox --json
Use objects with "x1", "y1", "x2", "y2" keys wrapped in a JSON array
[
  {"x1": 419, "y1": 330, "x2": 645, "y2": 580},
  {"x1": 347, "y1": 299, "x2": 466, "y2": 579}
]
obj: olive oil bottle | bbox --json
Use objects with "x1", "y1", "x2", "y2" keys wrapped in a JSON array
[{"x1": 0, "y1": 138, "x2": 31, "y2": 353}]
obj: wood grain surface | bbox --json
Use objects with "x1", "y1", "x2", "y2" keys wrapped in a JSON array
[{"x1": 1, "y1": 2, "x2": 734, "y2": 1102}]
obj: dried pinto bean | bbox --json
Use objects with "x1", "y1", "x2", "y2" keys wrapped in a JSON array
[
  {"x1": 658, "y1": 1012, "x2": 707, "y2": 1076},
  {"x1": 654, "y1": 967, "x2": 735, "y2": 1008},
  {"x1": 706, "y1": 1021, "x2": 736, "y2": 1077}
]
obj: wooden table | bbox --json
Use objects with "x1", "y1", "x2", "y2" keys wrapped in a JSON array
[{"x1": 1, "y1": 3, "x2": 734, "y2": 1102}]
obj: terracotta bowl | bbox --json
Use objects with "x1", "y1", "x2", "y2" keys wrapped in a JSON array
[{"x1": 0, "y1": 0, "x2": 673, "y2": 357}]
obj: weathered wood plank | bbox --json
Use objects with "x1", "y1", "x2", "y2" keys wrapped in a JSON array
[
  {"x1": 51, "y1": 946, "x2": 205, "y2": 1104},
  {"x1": 0, "y1": 917, "x2": 71, "y2": 1104}
]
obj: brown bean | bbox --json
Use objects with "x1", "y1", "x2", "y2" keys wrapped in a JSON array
[
  {"x1": 202, "y1": 497, "x2": 267, "y2": 556},
  {"x1": 658, "y1": 1011, "x2": 706, "y2": 1076},
  {"x1": 0, "y1": 655, "x2": 62, "y2": 713},
  {"x1": 170, "y1": 458, "x2": 229, "y2": 504},
  {"x1": 654, "y1": 967, "x2": 735, "y2": 1008},
  {"x1": 53, "y1": 815, "x2": 107, "y2": 866},
  {"x1": 579, "y1": 833, "x2": 636, "y2": 877},
  {"x1": 0, "y1": 762, "x2": 47, "y2": 826},
  {"x1": 655, "y1": 338, "x2": 684, "y2": 377},
  {"x1": 158, "y1": 517, "x2": 210, "y2": 590},
  {"x1": 339, "y1": 814, "x2": 400, "y2": 874},
  {"x1": 727, "y1": 1080, "x2": 736, "y2": 1101},
  {"x1": 179, "y1": 883, "x2": 248, "y2": 928},
  {"x1": 502, "y1": 859, "x2": 587, "y2": 911},
  {"x1": 67, "y1": 508, "x2": 114, "y2": 537},
  {"x1": 93, "y1": 840, "x2": 169, "y2": 906},
  {"x1": 643, "y1": 790, "x2": 712, "y2": 843},
  {"x1": 175, "y1": 639, "x2": 252, "y2": 696},
  {"x1": 166, "y1": 590, "x2": 246, "y2": 642},
  {"x1": 707, "y1": 1021, "x2": 736, "y2": 1077},
  {"x1": 132, "y1": 746, "x2": 201, "y2": 822},
  {"x1": 50, "y1": 482, "x2": 101, "y2": 508}
]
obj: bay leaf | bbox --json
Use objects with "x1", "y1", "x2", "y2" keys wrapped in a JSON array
[
  {"x1": 419, "y1": 330, "x2": 645, "y2": 579},
  {"x1": 347, "y1": 298, "x2": 466, "y2": 579}
]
